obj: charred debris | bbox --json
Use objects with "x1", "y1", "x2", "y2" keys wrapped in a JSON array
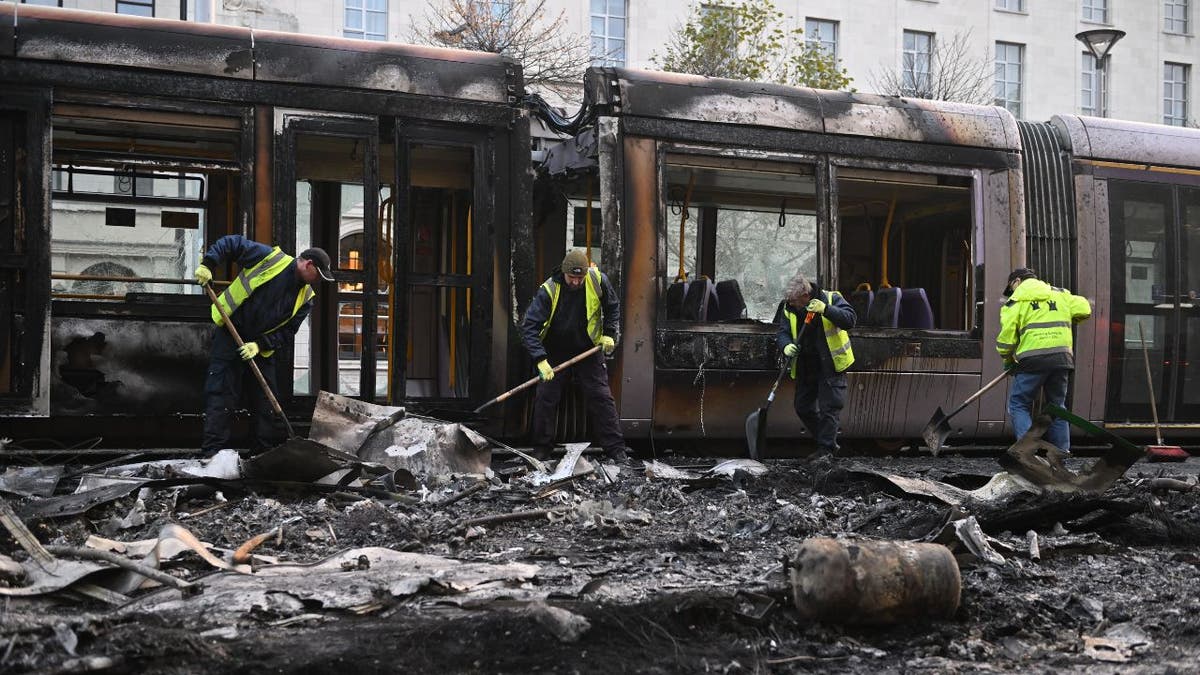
[{"x1": 2, "y1": 394, "x2": 1200, "y2": 673}]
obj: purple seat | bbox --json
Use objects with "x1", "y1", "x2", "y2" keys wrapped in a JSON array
[
  {"x1": 865, "y1": 287, "x2": 901, "y2": 327},
  {"x1": 898, "y1": 287, "x2": 935, "y2": 329},
  {"x1": 850, "y1": 289, "x2": 874, "y2": 324},
  {"x1": 714, "y1": 279, "x2": 747, "y2": 321}
]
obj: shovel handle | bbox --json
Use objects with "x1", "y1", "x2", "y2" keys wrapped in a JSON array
[
  {"x1": 473, "y1": 345, "x2": 603, "y2": 414},
  {"x1": 203, "y1": 283, "x2": 296, "y2": 438},
  {"x1": 944, "y1": 369, "x2": 1011, "y2": 420},
  {"x1": 767, "y1": 312, "x2": 814, "y2": 404}
]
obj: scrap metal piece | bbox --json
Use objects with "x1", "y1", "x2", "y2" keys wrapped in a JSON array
[
  {"x1": 1001, "y1": 407, "x2": 1145, "y2": 493},
  {"x1": 0, "y1": 465, "x2": 64, "y2": 498},
  {"x1": 241, "y1": 439, "x2": 350, "y2": 483},
  {"x1": 309, "y1": 391, "x2": 405, "y2": 456}
]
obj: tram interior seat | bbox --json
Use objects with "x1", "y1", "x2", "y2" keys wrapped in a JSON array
[
  {"x1": 664, "y1": 278, "x2": 720, "y2": 321},
  {"x1": 864, "y1": 286, "x2": 901, "y2": 327},
  {"x1": 849, "y1": 287, "x2": 874, "y2": 323},
  {"x1": 714, "y1": 279, "x2": 747, "y2": 321},
  {"x1": 898, "y1": 287, "x2": 935, "y2": 329}
]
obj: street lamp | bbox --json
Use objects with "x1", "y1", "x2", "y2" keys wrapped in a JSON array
[{"x1": 1076, "y1": 29, "x2": 1124, "y2": 117}]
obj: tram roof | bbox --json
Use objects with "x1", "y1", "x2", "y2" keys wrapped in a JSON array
[
  {"x1": 1052, "y1": 115, "x2": 1200, "y2": 170},
  {"x1": 584, "y1": 67, "x2": 1021, "y2": 153},
  {"x1": 0, "y1": 4, "x2": 521, "y2": 105}
]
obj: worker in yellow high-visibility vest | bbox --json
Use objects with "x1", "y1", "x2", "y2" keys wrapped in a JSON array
[
  {"x1": 194, "y1": 235, "x2": 334, "y2": 455},
  {"x1": 776, "y1": 272, "x2": 856, "y2": 460},
  {"x1": 996, "y1": 268, "x2": 1092, "y2": 452}
]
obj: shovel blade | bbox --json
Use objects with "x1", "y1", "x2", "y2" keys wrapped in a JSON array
[
  {"x1": 746, "y1": 407, "x2": 769, "y2": 460},
  {"x1": 921, "y1": 407, "x2": 953, "y2": 454}
]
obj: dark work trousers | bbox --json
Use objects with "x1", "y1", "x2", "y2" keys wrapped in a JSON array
[
  {"x1": 531, "y1": 351, "x2": 624, "y2": 452},
  {"x1": 792, "y1": 359, "x2": 848, "y2": 452},
  {"x1": 202, "y1": 328, "x2": 286, "y2": 452}
]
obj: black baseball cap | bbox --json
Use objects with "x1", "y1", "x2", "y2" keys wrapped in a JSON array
[
  {"x1": 299, "y1": 247, "x2": 334, "y2": 282},
  {"x1": 1004, "y1": 267, "x2": 1037, "y2": 296}
]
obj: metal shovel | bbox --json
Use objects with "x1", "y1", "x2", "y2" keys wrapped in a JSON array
[
  {"x1": 745, "y1": 312, "x2": 813, "y2": 460},
  {"x1": 922, "y1": 369, "x2": 1011, "y2": 455}
]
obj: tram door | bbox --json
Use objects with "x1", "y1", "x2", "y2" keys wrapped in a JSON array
[
  {"x1": 390, "y1": 125, "x2": 489, "y2": 404},
  {"x1": 1107, "y1": 180, "x2": 1200, "y2": 422},
  {"x1": 0, "y1": 89, "x2": 51, "y2": 416},
  {"x1": 276, "y1": 111, "x2": 383, "y2": 403}
]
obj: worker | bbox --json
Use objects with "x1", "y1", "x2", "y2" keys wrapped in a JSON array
[
  {"x1": 520, "y1": 249, "x2": 630, "y2": 463},
  {"x1": 194, "y1": 236, "x2": 333, "y2": 455},
  {"x1": 775, "y1": 272, "x2": 856, "y2": 459},
  {"x1": 997, "y1": 268, "x2": 1092, "y2": 452}
]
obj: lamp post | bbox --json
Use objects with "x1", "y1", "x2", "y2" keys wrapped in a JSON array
[{"x1": 1076, "y1": 29, "x2": 1125, "y2": 117}]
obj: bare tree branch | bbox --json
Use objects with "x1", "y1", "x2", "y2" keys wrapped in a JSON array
[
  {"x1": 410, "y1": 0, "x2": 594, "y2": 97},
  {"x1": 869, "y1": 30, "x2": 992, "y2": 105}
]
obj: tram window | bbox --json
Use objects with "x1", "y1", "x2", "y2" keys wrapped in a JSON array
[
  {"x1": 49, "y1": 165, "x2": 210, "y2": 300},
  {"x1": 835, "y1": 169, "x2": 974, "y2": 331},
  {"x1": 664, "y1": 158, "x2": 818, "y2": 322}
]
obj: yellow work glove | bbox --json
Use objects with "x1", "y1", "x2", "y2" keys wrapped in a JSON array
[
  {"x1": 599, "y1": 335, "x2": 616, "y2": 355},
  {"x1": 805, "y1": 298, "x2": 826, "y2": 314},
  {"x1": 536, "y1": 359, "x2": 554, "y2": 381},
  {"x1": 783, "y1": 343, "x2": 799, "y2": 358},
  {"x1": 238, "y1": 342, "x2": 260, "y2": 361},
  {"x1": 194, "y1": 264, "x2": 212, "y2": 286}
]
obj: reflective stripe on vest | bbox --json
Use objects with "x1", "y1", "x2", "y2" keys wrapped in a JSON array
[
  {"x1": 537, "y1": 267, "x2": 604, "y2": 346},
  {"x1": 209, "y1": 247, "x2": 314, "y2": 358},
  {"x1": 786, "y1": 290, "x2": 855, "y2": 377}
]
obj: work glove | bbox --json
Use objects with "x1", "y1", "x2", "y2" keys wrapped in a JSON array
[
  {"x1": 805, "y1": 298, "x2": 826, "y2": 314},
  {"x1": 783, "y1": 343, "x2": 799, "y2": 358},
  {"x1": 194, "y1": 264, "x2": 212, "y2": 286},
  {"x1": 238, "y1": 342, "x2": 260, "y2": 361},
  {"x1": 1003, "y1": 359, "x2": 1016, "y2": 372},
  {"x1": 536, "y1": 359, "x2": 555, "y2": 381},
  {"x1": 599, "y1": 335, "x2": 616, "y2": 355}
]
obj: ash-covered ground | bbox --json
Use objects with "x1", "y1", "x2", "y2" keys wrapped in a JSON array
[{"x1": 3, "y1": 449, "x2": 1200, "y2": 674}]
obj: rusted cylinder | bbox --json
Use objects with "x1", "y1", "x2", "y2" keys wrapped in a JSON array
[{"x1": 788, "y1": 538, "x2": 961, "y2": 625}]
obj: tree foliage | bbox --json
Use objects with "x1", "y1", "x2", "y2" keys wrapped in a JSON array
[
  {"x1": 869, "y1": 31, "x2": 992, "y2": 105},
  {"x1": 412, "y1": 0, "x2": 592, "y2": 94},
  {"x1": 652, "y1": 0, "x2": 853, "y2": 91}
]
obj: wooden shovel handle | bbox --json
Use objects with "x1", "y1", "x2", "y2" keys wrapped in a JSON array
[
  {"x1": 203, "y1": 283, "x2": 295, "y2": 437},
  {"x1": 473, "y1": 345, "x2": 603, "y2": 414}
]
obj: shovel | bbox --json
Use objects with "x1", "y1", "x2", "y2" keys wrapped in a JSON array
[
  {"x1": 1139, "y1": 320, "x2": 1188, "y2": 462},
  {"x1": 745, "y1": 312, "x2": 813, "y2": 460},
  {"x1": 203, "y1": 282, "x2": 297, "y2": 439},
  {"x1": 472, "y1": 345, "x2": 602, "y2": 414},
  {"x1": 922, "y1": 369, "x2": 1011, "y2": 455}
]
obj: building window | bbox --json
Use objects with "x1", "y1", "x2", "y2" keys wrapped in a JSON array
[
  {"x1": 22, "y1": 0, "x2": 64, "y2": 6},
  {"x1": 1082, "y1": 0, "x2": 1109, "y2": 23},
  {"x1": 805, "y1": 18, "x2": 839, "y2": 58},
  {"x1": 994, "y1": 42, "x2": 1023, "y2": 117},
  {"x1": 1081, "y1": 53, "x2": 1109, "y2": 117},
  {"x1": 995, "y1": 0, "x2": 1024, "y2": 11},
  {"x1": 344, "y1": 0, "x2": 386, "y2": 41},
  {"x1": 590, "y1": 0, "x2": 626, "y2": 66},
  {"x1": 902, "y1": 30, "x2": 934, "y2": 97},
  {"x1": 115, "y1": 0, "x2": 153, "y2": 17},
  {"x1": 1165, "y1": 0, "x2": 1190, "y2": 33},
  {"x1": 1164, "y1": 62, "x2": 1190, "y2": 126}
]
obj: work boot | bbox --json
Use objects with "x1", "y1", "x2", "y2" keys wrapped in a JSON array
[{"x1": 602, "y1": 446, "x2": 632, "y2": 464}]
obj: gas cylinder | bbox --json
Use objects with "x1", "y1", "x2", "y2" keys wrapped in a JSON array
[{"x1": 788, "y1": 538, "x2": 961, "y2": 625}]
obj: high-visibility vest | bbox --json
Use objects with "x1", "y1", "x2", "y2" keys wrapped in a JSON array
[
  {"x1": 537, "y1": 267, "x2": 604, "y2": 346},
  {"x1": 210, "y1": 246, "x2": 315, "y2": 358},
  {"x1": 785, "y1": 290, "x2": 855, "y2": 376},
  {"x1": 996, "y1": 279, "x2": 1091, "y2": 363}
]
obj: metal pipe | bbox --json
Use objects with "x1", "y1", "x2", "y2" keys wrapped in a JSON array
[{"x1": 52, "y1": 273, "x2": 230, "y2": 286}]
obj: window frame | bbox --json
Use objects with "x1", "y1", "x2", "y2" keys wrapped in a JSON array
[
  {"x1": 589, "y1": 0, "x2": 627, "y2": 67},
  {"x1": 1082, "y1": 0, "x2": 1110, "y2": 24},
  {"x1": 21, "y1": 0, "x2": 64, "y2": 6},
  {"x1": 115, "y1": 0, "x2": 154, "y2": 17},
  {"x1": 343, "y1": 0, "x2": 387, "y2": 42},
  {"x1": 1164, "y1": 0, "x2": 1191, "y2": 34},
  {"x1": 804, "y1": 18, "x2": 839, "y2": 59},
  {"x1": 994, "y1": 0, "x2": 1025, "y2": 12},
  {"x1": 994, "y1": 41, "x2": 1024, "y2": 118},
  {"x1": 1164, "y1": 62, "x2": 1190, "y2": 126},
  {"x1": 902, "y1": 30, "x2": 934, "y2": 97},
  {"x1": 1081, "y1": 52, "x2": 1110, "y2": 117}
]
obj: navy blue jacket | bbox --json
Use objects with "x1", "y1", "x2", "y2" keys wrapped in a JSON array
[
  {"x1": 775, "y1": 290, "x2": 856, "y2": 377},
  {"x1": 203, "y1": 235, "x2": 313, "y2": 352},
  {"x1": 520, "y1": 269, "x2": 620, "y2": 362}
]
